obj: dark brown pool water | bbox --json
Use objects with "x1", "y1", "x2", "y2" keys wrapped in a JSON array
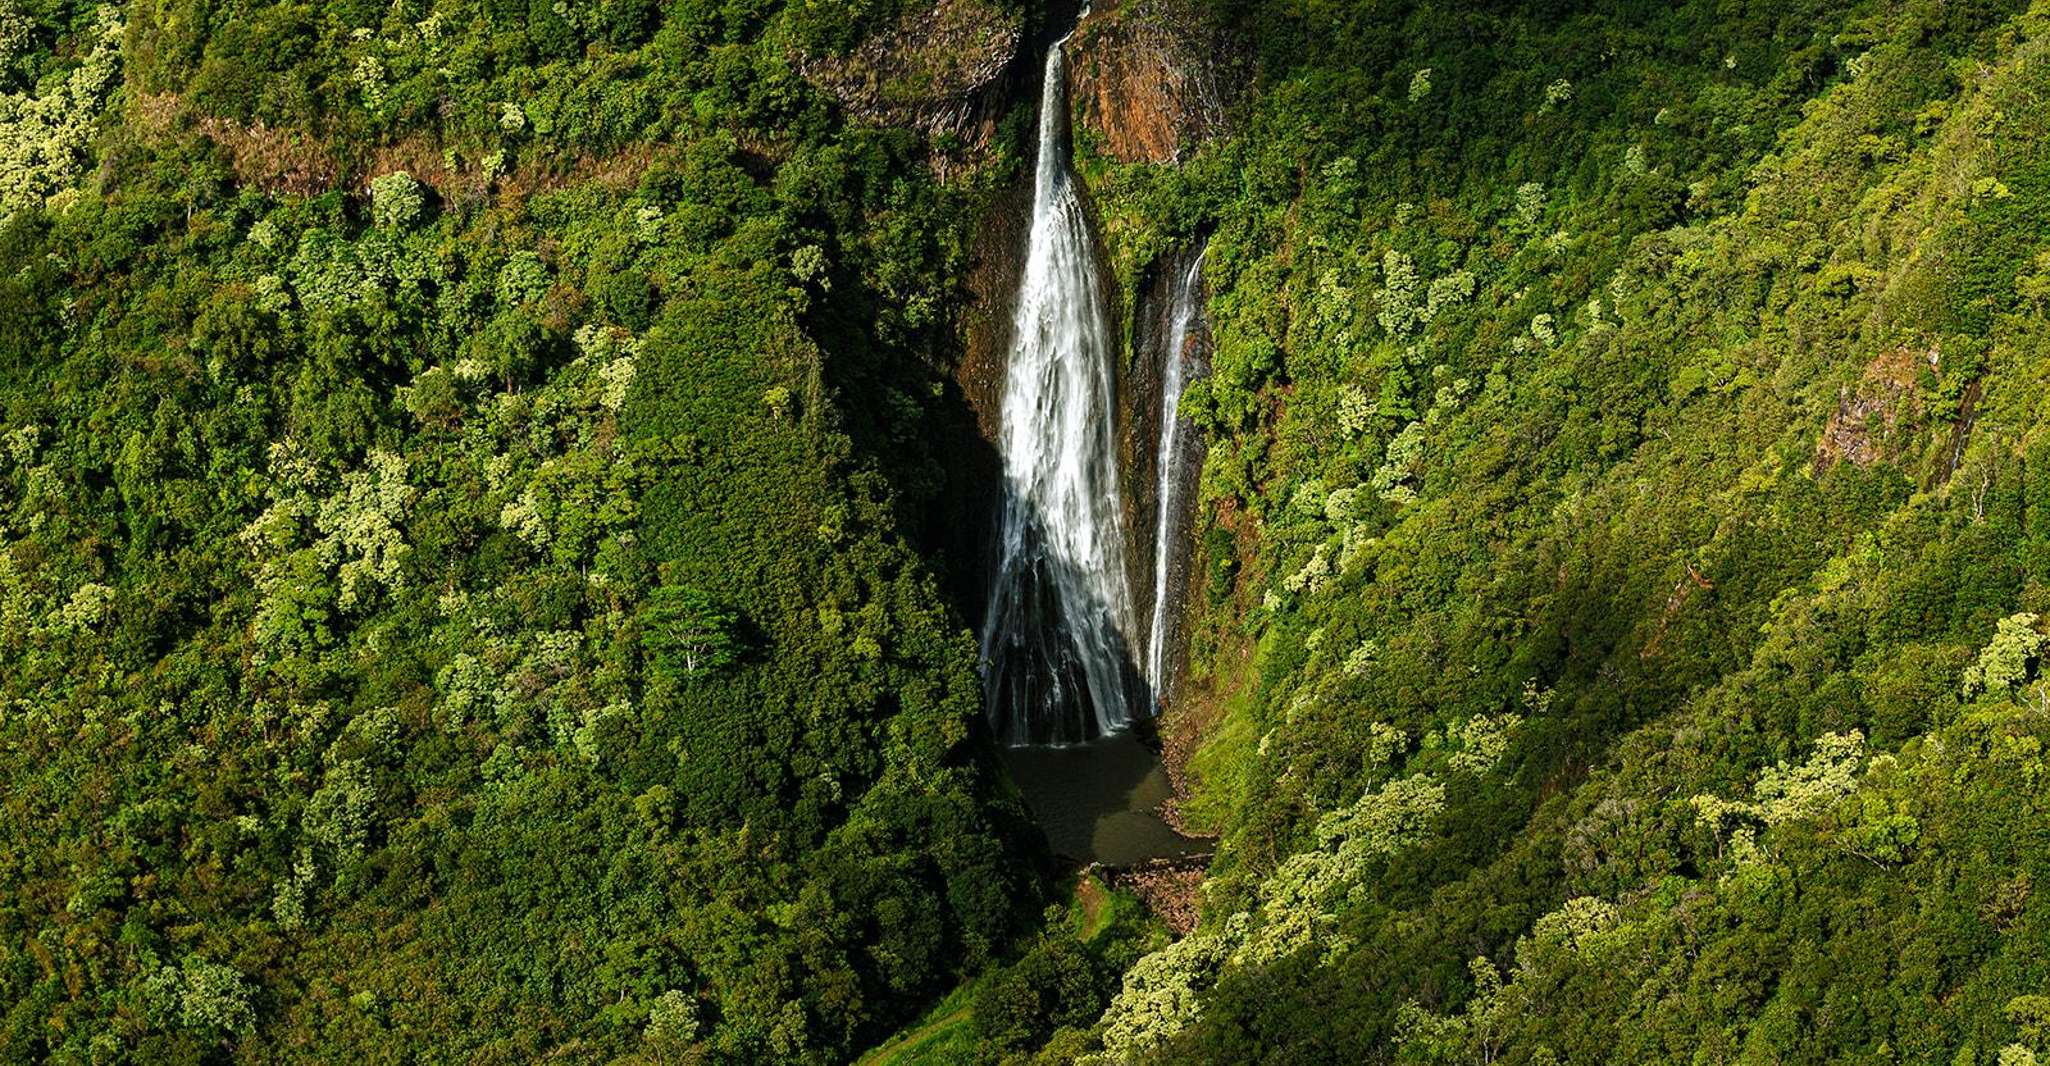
[{"x1": 998, "y1": 730, "x2": 1206, "y2": 866}]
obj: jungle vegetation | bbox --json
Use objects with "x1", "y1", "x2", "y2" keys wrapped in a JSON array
[
  {"x1": 0, "y1": 0, "x2": 1039, "y2": 1061},
  {"x1": 7, "y1": 0, "x2": 2050, "y2": 1063},
  {"x1": 1030, "y1": 0, "x2": 2050, "y2": 1062}
]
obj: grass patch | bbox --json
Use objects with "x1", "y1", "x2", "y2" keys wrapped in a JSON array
[{"x1": 856, "y1": 984, "x2": 977, "y2": 1066}]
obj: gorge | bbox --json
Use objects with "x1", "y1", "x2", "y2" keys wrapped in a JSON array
[{"x1": 15, "y1": 0, "x2": 2050, "y2": 1060}]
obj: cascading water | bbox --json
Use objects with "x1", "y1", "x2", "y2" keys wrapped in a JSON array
[
  {"x1": 1144, "y1": 251, "x2": 1207, "y2": 700},
  {"x1": 979, "y1": 33, "x2": 1141, "y2": 746}
]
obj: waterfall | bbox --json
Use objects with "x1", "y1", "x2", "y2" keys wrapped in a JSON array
[
  {"x1": 979, "y1": 35, "x2": 1141, "y2": 746},
  {"x1": 1144, "y1": 251, "x2": 1206, "y2": 700}
]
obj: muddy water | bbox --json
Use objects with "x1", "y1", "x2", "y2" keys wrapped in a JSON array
[{"x1": 999, "y1": 731, "x2": 1205, "y2": 866}]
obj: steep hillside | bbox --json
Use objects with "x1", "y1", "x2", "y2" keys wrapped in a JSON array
[
  {"x1": 0, "y1": 1, "x2": 1037, "y2": 1062},
  {"x1": 9, "y1": 0, "x2": 2050, "y2": 1063},
  {"x1": 974, "y1": 0, "x2": 2050, "y2": 1061}
]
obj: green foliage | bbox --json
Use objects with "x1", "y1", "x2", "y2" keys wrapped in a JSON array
[
  {"x1": 0, "y1": 1, "x2": 1036, "y2": 1061},
  {"x1": 0, "y1": 6, "x2": 121, "y2": 222},
  {"x1": 368, "y1": 171, "x2": 426, "y2": 230},
  {"x1": 640, "y1": 582, "x2": 741, "y2": 680},
  {"x1": 1966, "y1": 612, "x2": 2046, "y2": 698},
  {"x1": 787, "y1": 0, "x2": 917, "y2": 55},
  {"x1": 1021, "y1": 0, "x2": 2050, "y2": 1060},
  {"x1": 971, "y1": 936, "x2": 1100, "y2": 1050}
]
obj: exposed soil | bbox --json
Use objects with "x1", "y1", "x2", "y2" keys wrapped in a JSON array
[
  {"x1": 1814, "y1": 345, "x2": 1928, "y2": 472},
  {"x1": 1094, "y1": 855, "x2": 1210, "y2": 934}
]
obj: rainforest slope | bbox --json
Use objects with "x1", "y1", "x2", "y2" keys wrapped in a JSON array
[
  {"x1": 1015, "y1": 0, "x2": 2050, "y2": 1062},
  {"x1": 0, "y1": 1, "x2": 1041, "y2": 1062}
]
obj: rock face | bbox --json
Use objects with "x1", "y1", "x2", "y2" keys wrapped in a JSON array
[
  {"x1": 1094, "y1": 856, "x2": 1209, "y2": 934},
  {"x1": 1067, "y1": 0, "x2": 1236, "y2": 164},
  {"x1": 798, "y1": 0, "x2": 1023, "y2": 152},
  {"x1": 1814, "y1": 346, "x2": 1929, "y2": 472},
  {"x1": 1120, "y1": 244, "x2": 1210, "y2": 706}
]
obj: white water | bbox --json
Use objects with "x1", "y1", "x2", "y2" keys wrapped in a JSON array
[
  {"x1": 1144, "y1": 251, "x2": 1206, "y2": 699},
  {"x1": 979, "y1": 37, "x2": 1140, "y2": 746}
]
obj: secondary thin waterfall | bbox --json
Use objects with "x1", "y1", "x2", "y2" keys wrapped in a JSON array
[
  {"x1": 1144, "y1": 251, "x2": 1206, "y2": 700},
  {"x1": 979, "y1": 36, "x2": 1140, "y2": 746}
]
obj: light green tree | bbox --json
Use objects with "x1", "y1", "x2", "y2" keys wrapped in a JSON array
[
  {"x1": 145, "y1": 957, "x2": 257, "y2": 1036},
  {"x1": 1514, "y1": 181, "x2": 1547, "y2": 228},
  {"x1": 1964, "y1": 612, "x2": 2044, "y2": 698},
  {"x1": 647, "y1": 988, "x2": 701, "y2": 1044},
  {"x1": 368, "y1": 171, "x2": 426, "y2": 230},
  {"x1": 1754, "y1": 730, "x2": 1866, "y2": 826}
]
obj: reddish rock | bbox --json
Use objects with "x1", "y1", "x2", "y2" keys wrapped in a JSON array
[
  {"x1": 1067, "y1": 0, "x2": 1236, "y2": 164},
  {"x1": 1814, "y1": 346, "x2": 1928, "y2": 472},
  {"x1": 1097, "y1": 856, "x2": 1210, "y2": 935}
]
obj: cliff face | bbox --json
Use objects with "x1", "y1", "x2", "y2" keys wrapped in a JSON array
[
  {"x1": 1813, "y1": 346, "x2": 1929, "y2": 474},
  {"x1": 1120, "y1": 244, "x2": 1210, "y2": 694},
  {"x1": 1067, "y1": 0, "x2": 1236, "y2": 164},
  {"x1": 798, "y1": 0, "x2": 1024, "y2": 155}
]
